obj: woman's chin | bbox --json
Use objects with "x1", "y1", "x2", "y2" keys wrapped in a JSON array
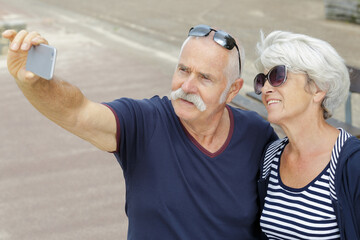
[{"x1": 267, "y1": 114, "x2": 282, "y2": 125}]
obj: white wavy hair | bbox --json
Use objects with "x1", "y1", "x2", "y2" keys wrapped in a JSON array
[{"x1": 254, "y1": 30, "x2": 350, "y2": 119}]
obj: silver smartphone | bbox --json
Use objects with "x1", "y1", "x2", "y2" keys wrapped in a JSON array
[{"x1": 26, "y1": 44, "x2": 57, "y2": 80}]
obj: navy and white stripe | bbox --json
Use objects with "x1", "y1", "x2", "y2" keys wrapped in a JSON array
[
  {"x1": 260, "y1": 129, "x2": 351, "y2": 239},
  {"x1": 262, "y1": 138, "x2": 288, "y2": 179}
]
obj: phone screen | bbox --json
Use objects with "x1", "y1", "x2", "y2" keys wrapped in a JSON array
[{"x1": 26, "y1": 44, "x2": 57, "y2": 80}]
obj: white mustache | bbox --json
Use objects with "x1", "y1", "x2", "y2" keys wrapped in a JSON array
[{"x1": 170, "y1": 88, "x2": 207, "y2": 112}]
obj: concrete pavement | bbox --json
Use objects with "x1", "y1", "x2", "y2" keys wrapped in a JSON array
[{"x1": 0, "y1": 0, "x2": 359, "y2": 239}]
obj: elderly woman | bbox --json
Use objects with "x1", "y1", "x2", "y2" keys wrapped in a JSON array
[{"x1": 255, "y1": 31, "x2": 360, "y2": 239}]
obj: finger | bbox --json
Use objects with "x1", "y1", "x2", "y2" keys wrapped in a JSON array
[
  {"x1": 21, "y1": 31, "x2": 41, "y2": 51},
  {"x1": 30, "y1": 35, "x2": 49, "y2": 46},
  {"x1": 1, "y1": 29, "x2": 17, "y2": 42},
  {"x1": 9, "y1": 29, "x2": 28, "y2": 51}
]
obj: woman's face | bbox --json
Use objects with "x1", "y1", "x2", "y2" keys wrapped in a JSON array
[{"x1": 261, "y1": 69, "x2": 315, "y2": 125}]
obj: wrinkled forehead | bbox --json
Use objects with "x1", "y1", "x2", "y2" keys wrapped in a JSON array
[
  {"x1": 179, "y1": 34, "x2": 229, "y2": 78},
  {"x1": 182, "y1": 37, "x2": 229, "y2": 63}
]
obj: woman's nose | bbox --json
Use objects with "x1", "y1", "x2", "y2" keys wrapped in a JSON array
[{"x1": 261, "y1": 79, "x2": 274, "y2": 94}]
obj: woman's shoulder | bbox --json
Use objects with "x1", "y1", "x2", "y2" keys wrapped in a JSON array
[
  {"x1": 267, "y1": 137, "x2": 288, "y2": 152},
  {"x1": 260, "y1": 137, "x2": 288, "y2": 179}
]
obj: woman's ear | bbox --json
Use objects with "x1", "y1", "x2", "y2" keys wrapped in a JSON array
[
  {"x1": 313, "y1": 87, "x2": 326, "y2": 104},
  {"x1": 307, "y1": 80, "x2": 326, "y2": 104}
]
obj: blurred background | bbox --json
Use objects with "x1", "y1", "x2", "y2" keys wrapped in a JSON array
[{"x1": 0, "y1": 0, "x2": 359, "y2": 239}]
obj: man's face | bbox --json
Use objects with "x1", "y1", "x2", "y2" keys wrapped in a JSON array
[{"x1": 170, "y1": 36, "x2": 230, "y2": 123}]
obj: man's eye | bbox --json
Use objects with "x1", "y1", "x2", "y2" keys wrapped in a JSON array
[
  {"x1": 179, "y1": 67, "x2": 187, "y2": 72},
  {"x1": 201, "y1": 74, "x2": 211, "y2": 81}
]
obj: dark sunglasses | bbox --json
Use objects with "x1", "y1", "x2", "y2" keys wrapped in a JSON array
[
  {"x1": 253, "y1": 65, "x2": 287, "y2": 95},
  {"x1": 188, "y1": 24, "x2": 241, "y2": 75}
]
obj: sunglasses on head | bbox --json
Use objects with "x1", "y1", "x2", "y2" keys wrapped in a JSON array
[
  {"x1": 253, "y1": 65, "x2": 287, "y2": 95},
  {"x1": 188, "y1": 24, "x2": 241, "y2": 75}
]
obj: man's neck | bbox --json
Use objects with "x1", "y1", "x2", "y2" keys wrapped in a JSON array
[{"x1": 180, "y1": 107, "x2": 231, "y2": 153}]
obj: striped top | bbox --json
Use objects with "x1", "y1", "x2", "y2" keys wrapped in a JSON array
[{"x1": 260, "y1": 128, "x2": 351, "y2": 239}]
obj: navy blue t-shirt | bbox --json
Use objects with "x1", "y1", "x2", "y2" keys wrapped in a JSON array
[{"x1": 104, "y1": 96, "x2": 277, "y2": 240}]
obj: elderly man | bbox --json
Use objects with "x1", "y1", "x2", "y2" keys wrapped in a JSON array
[{"x1": 3, "y1": 24, "x2": 277, "y2": 239}]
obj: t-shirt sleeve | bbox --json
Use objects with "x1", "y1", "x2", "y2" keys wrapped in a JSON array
[{"x1": 102, "y1": 97, "x2": 158, "y2": 171}]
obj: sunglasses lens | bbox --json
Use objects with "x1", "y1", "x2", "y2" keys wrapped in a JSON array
[
  {"x1": 269, "y1": 65, "x2": 286, "y2": 87},
  {"x1": 254, "y1": 74, "x2": 266, "y2": 94},
  {"x1": 189, "y1": 24, "x2": 211, "y2": 37},
  {"x1": 214, "y1": 31, "x2": 235, "y2": 50}
]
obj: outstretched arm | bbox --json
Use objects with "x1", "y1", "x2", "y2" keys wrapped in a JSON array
[{"x1": 2, "y1": 30, "x2": 118, "y2": 152}]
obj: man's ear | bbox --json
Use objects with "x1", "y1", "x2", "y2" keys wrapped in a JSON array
[{"x1": 226, "y1": 78, "x2": 244, "y2": 104}]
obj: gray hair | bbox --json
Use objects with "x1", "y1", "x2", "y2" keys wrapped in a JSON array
[
  {"x1": 254, "y1": 30, "x2": 350, "y2": 119},
  {"x1": 180, "y1": 36, "x2": 245, "y2": 103}
]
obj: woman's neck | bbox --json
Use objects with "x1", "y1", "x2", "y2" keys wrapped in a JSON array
[{"x1": 280, "y1": 113, "x2": 339, "y2": 160}]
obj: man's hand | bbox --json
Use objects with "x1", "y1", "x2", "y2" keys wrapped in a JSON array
[{"x1": 2, "y1": 29, "x2": 48, "y2": 83}]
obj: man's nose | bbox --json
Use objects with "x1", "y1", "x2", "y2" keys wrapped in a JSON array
[{"x1": 181, "y1": 74, "x2": 198, "y2": 93}]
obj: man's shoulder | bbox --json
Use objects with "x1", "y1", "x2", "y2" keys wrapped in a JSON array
[
  {"x1": 103, "y1": 95, "x2": 173, "y2": 121},
  {"x1": 108, "y1": 95, "x2": 170, "y2": 109},
  {"x1": 228, "y1": 104, "x2": 278, "y2": 142},
  {"x1": 228, "y1": 104, "x2": 268, "y2": 125},
  {"x1": 149, "y1": 95, "x2": 171, "y2": 105},
  {"x1": 116, "y1": 95, "x2": 169, "y2": 104}
]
